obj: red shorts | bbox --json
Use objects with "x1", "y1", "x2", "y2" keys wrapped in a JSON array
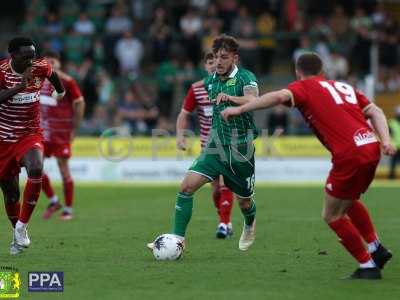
[
  {"x1": 43, "y1": 142, "x2": 72, "y2": 159},
  {"x1": 0, "y1": 134, "x2": 44, "y2": 180},
  {"x1": 325, "y1": 157, "x2": 380, "y2": 200}
]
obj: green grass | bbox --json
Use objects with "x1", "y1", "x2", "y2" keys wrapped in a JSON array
[{"x1": 0, "y1": 184, "x2": 399, "y2": 300}]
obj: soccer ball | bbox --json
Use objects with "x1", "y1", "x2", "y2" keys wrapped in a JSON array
[{"x1": 152, "y1": 234, "x2": 184, "y2": 261}]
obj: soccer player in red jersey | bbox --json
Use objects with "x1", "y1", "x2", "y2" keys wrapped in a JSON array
[
  {"x1": 0, "y1": 37, "x2": 64, "y2": 255},
  {"x1": 221, "y1": 52, "x2": 395, "y2": 279},
  {"x1": 176, "y1": 52, "x2": 234, "y2": 239},
  {"x1": 40, "y1": 51, "x2": 85, "y2": 221}
]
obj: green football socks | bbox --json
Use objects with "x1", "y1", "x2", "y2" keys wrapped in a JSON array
[
  {"x1": 241, "y1": 200, "x2": 256, "y2": 226},
  {"x1": 173, "y1": 192, "x2": 194, "y2": 237}
]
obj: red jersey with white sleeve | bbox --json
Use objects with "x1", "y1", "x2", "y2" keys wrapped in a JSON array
[
  {"x1": 40, "y1": 73, "x2": 82, "y2": 144},
  {"x1": 182, "y1": 82, "x2": 213, "y2": 148},
  {"x1": 0, "y1": 58, "x2": 52, "y2": 143},
  {"x1": 286, "y1": 76, "x2": 380, "y2": 162}
]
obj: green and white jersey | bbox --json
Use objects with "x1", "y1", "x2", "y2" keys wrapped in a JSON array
[{"x1": 204, "y1": 65, "x2": 259, "y2": 145}]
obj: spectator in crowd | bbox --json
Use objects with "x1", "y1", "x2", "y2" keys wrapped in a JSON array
[
  {"x1": 96, "y1": 70, "x2": 115, "y2": 105},
  {"x1": 114, "y1": 30, "x2": 144, "y2": 78},
  {"x1": 80, "y1": 105, "x2": 109, "y2": 136},
  {"x1": 257, "y1": 11, "x2": 276, "y2": 74},
  {"x1": 156, "y1": 53, "x2": 180, "y2": 130},
  {"x1": 236, "y1": 19, "x2": 259, "y2": 71},
  {"x1": 180, "y1": 7, "x2": 202, "y2": 65},
  {"x1": 73, "y1": 12, "x2": 96, "y2": 35},
  {"x1": 267, "y1": 106, "x2": 289, "y2": 136},
  {"x1": 293, "y1": 35, "x2": 312, "y2": 62},
  {"x1": 116, "y1": 90, "x2": 158, "y2": 135},
  {"x1": 105, "y1": 7, "x2": 133, "y2": 35},
  {"x1": 149, "y1": 7, "x2": 172, "y2": 63},
  {"x1": 43, "y1": 11, "x2": 63, "y2": 36}
]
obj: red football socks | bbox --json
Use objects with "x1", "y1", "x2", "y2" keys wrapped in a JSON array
[
  {"x1": 329, "y1": 217, "x2": 371, "y2": 264},
  {"x1": 219, "y1": 187, "x2": 234, "y2": 224},
  {"x1": 42, "y1": 173, "x2": 55, "y2": 198},
  {"x1": 347, "y1": 200, "x2": 378, "y2": 243},
  {"x1": 63, "y1": 177, "x2": 74, "y2": 208},
  {"x1": 5, "y1": 201, "x2": 20, "y2": 227},
  {"x1": 19, "y1": 177, "x2": 42, "y2": 223},
  {"x1": 212, "y1": 188, "x2": 220, "y2": 211}
]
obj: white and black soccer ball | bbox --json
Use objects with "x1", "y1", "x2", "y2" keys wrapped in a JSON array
[{"x1": 152, "y1": 234, "x2": 184, "y2": 261}]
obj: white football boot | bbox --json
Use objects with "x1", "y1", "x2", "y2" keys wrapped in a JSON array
[
  {"x1": 10, "y1": 235, "x2": 24, "y2": 255},
  {"x1": 238, "y1": 220, "x2": 256, "y2": 251},
  {"x1": 14, "y1": 224, "x2": 31, "y2": 248}
]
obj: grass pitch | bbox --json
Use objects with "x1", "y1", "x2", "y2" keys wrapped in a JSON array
[{"x1": 0, "y1": 183, "x2": 399, "y2": 300}]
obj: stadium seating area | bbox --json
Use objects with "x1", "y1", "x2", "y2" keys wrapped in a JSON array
[{"x1": 1, "y1": 0, "x2": 399, "y2": 135}]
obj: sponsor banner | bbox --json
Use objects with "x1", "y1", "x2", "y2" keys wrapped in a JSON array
[
  {"x1": 72, "y1": 137, "x2": 329, "y2": 158},
  {"x1": 22, "y1": 157, "x2": 333, "y2": 182}
]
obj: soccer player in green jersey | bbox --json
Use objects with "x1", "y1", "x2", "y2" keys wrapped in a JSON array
[{"x1": 148, "y1": 34, "x2": 259, "y2": 252}]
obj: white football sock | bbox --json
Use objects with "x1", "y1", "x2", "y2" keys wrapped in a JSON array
[
  {"x1": 50, "y1": 195, "x2": 59, "y2": 204},
  {"x1": 15, "y1": 220, "x2": 27, "y2": 229},
  {"x1": 63, "y1": 206, "x2": 73, "y2": 214},
  {"x1": 359, "y1": 259, "x2": 376, "y2": 269},
  {"x1": 368, "y1": 240, "x2": 380, "y2": 253}
]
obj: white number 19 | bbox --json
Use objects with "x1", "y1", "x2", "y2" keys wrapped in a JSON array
[{"x1": 319, "y1": 81, "x2": 357, "y2": 105}]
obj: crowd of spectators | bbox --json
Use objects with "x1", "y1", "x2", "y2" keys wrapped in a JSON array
[{"x1": 3, "y1": 0, "x2": 399, "y2": 136}]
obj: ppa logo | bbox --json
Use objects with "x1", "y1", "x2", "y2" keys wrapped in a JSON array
[{"x1": 28, "y1": 272, "x2": 63, "y2": 292}]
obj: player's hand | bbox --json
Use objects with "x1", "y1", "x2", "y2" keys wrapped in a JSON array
[
  {"x1": 216, "y1": 93, "x2": 230, "y2": 105},
  {"x1": 221, "y1": 107, "x2": 242, "y2": 122},
  {"x1": 382, "y1": 142, "x2": 396, "y2": 156},
  {"x1": 177, "y1": 136, "x2": 187, "y2": 151},
  {"x1": 20, "y1": 67, "x2": 33, "y2": 88}
]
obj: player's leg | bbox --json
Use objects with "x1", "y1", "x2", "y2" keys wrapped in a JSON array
[
  {"x1": 42, "y1": 170, "x2": 62, "y2": 220},
  {"x1": 346, "y1": 161, "x2": 393, "y2": 269},
  {"x1": 216, "y1": 176, "x2": 234, "y2": 239},
  {"x1": 147, "y1": 171, "x2": 210, "y2": 250},
  {"x1": 236, "y1": 194, "x2": 256, "y2": 251},
  {"x1": 174, "y1": 172, "x2": 211, "y2": 238},
  {"x1": 1, "y1": 176, "x2": 24, "y2": 255},
  {"x1": 323, "y1": 193, "x2": 381, "y2": 279},
  {"x1": 15, "y1": 148, "x2": 44, "y2": 247},
  {"x1": 347, "y1": 199, "x2": 392, "y2": 269},
  {"x1": 57, "y1": 157, "x2": 74, "y2": 220},
  {"x1": 0, "y1": 176, "x2": 21, "y2": 228},
  {"x1": 211, "y1": 178, "x2": 221, "y2": 216},
  {"x1": 222, "y1": 144, "x2": 256, "y2": 250}
]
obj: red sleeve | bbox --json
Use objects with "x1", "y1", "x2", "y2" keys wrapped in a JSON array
[
  {"x1": 182, "y1": 86, "x2": 196, "y2": 112},
  {"x1": 355, "y1": 89, "x2": 371, "y2": 111},
  {"x1": 67, "y1": 78, "x2": 83, "y2": 102},
  {"x1": 286, "y1": 81, "x2": 307, "y2": 107}
]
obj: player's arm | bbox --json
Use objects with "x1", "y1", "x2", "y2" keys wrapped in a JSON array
[
  {"x1": 48, "y1": 71, "x2": 65, "y2": 100},
  {"x1": 364, "y1": 104, "x2": 396, "y2": 155},
  {"x1": 0, "y1": 68, "x2": 32, "y2": 103},
  {"x1": 72, "y1": 97, "x2": 85, "y2": 135},
  {"x1": 177, "y1": 86, "x2": 196, "y2": 150},
  {"x1": 220, "y1": 89, "x2": 292, "y2": 121},
  {"x1": 216, "y1": 85, "x2": 259, "y2": 105},
  {"x1": 176, "y1": 109, "x2": 191, "y2": 150}
]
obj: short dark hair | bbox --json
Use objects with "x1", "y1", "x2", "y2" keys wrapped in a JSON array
[
  {"x1": 212, "y1": 34, "x2": 239, "y2": 54},
  {"x1": 42, "y1": 50, "x2": 61, "y2": 60},
  {"x1": 8, "y1": 37, "x2": 35, "y2": 54},
  {"x1": 296, "y1": 52, "x2": 323, "y2": 76},
  {"x1": 203, "y1": 51, "x2": 214, "y2": 62}
]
